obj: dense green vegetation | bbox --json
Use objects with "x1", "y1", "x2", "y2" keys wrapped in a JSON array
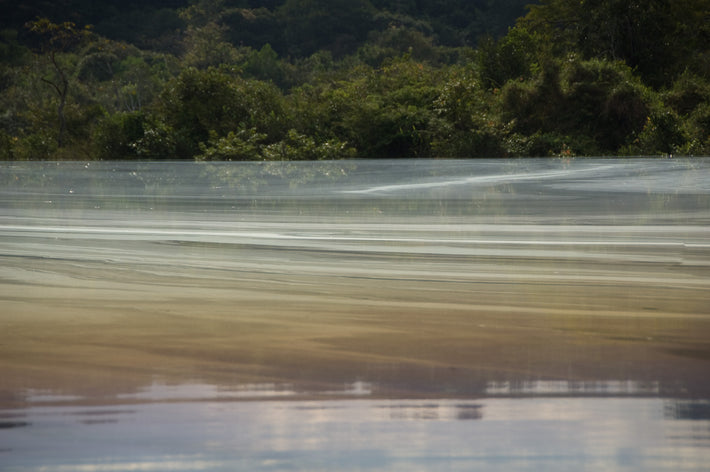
[{"x1": 1, "y1": 0, "x2": 708, "y2": 159}]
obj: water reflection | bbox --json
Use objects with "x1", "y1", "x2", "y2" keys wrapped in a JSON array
[
  {"x1": 486, "y1": 380, "x2": 662, "y2": 396},
  {"x1": 2, "y1": 158, "x2": 710, "y2": 471},
  {"x1": 666, "y1": 401, "x2": 710, "y2": 420},
  {"x1": 0, "y1": 421, "x2": 29, "y2": 429},
  {"x1": 379, "y1": 402, "x2": 484, "y2": 421},
  {"x1": 2, "y1": 159, "x2": 709, "y2": 221},
  {"x1": 2, "y1": 394, "x2": 710, "y2": 471},
  {"x1": 114, "y1": 382, "x2": 298, "y2": 401},
  {"x1": 19, "y1": 379, "x2": 690, "y2": 406}
]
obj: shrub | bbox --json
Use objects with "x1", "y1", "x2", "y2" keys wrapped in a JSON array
[
  {"x1": 664, "y1": 72, "x2": 710, "y2": 116},
  {"x1": 93, "y1": 111, "x2": 145, "y2": 159},
  {"x1": 156, "y1": 67, "x2": 287, "y2": 158},
  {"x1": 196, "y1": 128, "x2": 267, "y2": 161},
  {"x1": 622, "y1": 111, "x2": 687, "y2": 156}
]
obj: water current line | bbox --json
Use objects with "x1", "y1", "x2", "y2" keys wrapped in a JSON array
[{"x1": 341, "y1": 164, "x2": 617, "y2": 194}]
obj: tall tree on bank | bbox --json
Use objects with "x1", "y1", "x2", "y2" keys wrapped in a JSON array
[
  {"x1": 25, "y1": 18, "x2": 92, "y2": 148},
  {"x1": 519, "y1": 0, "x2": 710, "y2": 87}
]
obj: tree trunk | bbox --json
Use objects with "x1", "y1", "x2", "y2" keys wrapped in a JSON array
[
  {"x1": 57, "y1": 93, "x2": 67, "y2": 148},
  {"x1": 46, "y1": 50, "x2": 69, "y2": 148}
]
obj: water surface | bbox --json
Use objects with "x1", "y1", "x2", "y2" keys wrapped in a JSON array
[
  {"x1": 1, "y1": 158, "x2": 709, "y2": 470},
  {"x1": 3, "y1": 395, "x2": 710, "y2": 471}
]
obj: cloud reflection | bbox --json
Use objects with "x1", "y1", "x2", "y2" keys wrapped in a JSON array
[
  {"x1": 486, "y1": 380, "x2": 661, "y2": 396},
  {"x1": 35, "y1": 458, "x2": 225, "y2": 471},
  {"x1": 3, "y1": 396, "x2": 710, "y2": 471}
]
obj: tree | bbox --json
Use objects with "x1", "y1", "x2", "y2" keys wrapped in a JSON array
[
  {"x1": 519, "y1": 0, "x2": 710, "y2": 87},
  {"x1": 156, "y1": 67, "x2": 287, "y2": 158},
  {"x1": 317, "y1": 58, "x2": 440, "y2": 157},
  {"x1": 497, "y1": 57, "x2": 652, "y2": 155},
  {"x1": 431, "y1": 66, "x2": 507, "y2": 157},
  {"x1": 182, "y1": 21, "x2": 240, "y2": 69},
  {"x1": 25, "y1": 18, "x2": 92, "y2": 147},
  {"x1": 476, "y1": 26, "x2": 540, "y2": 89},
  {"x1": 278, "y1": 0, "x2": 376, "y2": 57}
]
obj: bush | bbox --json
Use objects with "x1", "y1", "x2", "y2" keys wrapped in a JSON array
[
  {"x1": 664, "y1": 72, "x2": 710, "y2": 116},
  {"x1": 130, "y1": 119, "x2": 178, "y2": 159},
  {"x1": 477, "y1": 26, "x2": 539, "y2": 89},
  {"x1": 561, "y1": 59, "x2": 650, "y2": 150},
  {"x1": 262, "y1": 129, "x2": 356, "y2": 160},
  {"x1": 498, "y1": 60, "x2": 563, "y2": 136},
  {"x1": 622, "y1": 111, "x2": 687, "y2": 156},
  {"x1": 0, "y1": 130, "x2": 14, "y2": 160},
  {"x1": 93, "y1": 111, "x2": 145, "y2": 159},
  {"x1": 687, "y1": 102, "x2": 710, "y2": 149},
  {"x1": 157, "y1": 67, "x2": 287, "y2": 158},
  {"x1": 431, "y1": 71, "x2": 507, "y2": 156},
  {"x1": 196, "y1": 128, "x2": 266, "y2": 161},
  {"x1": 496, "y1": 58, "x2": 656, "y2": 154},
  {"x1": 12, "y1": 132, "x2": 57, "y2": 160},
  {"x1": 503, "y1": 131, "x2": 594, "y2": 157},
  {"x1": 197, "y1": 128, "x2": 356, "y2": 161}
]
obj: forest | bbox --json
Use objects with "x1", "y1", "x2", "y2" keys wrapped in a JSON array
[{"x1": 0, "y1": 0, "x2": 708, "y2": 160}]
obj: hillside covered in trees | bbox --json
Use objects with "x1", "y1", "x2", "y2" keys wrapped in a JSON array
[{"x1": 1, "y1": 0, "x2": 708, "y2": 160}]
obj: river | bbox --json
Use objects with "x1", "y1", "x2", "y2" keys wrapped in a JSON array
[{"x1": 1, "y1": 158, "x2": 709, "y2": 471}]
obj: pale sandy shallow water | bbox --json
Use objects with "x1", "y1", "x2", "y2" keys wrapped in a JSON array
[{"x1": 1, "y1": 158, "x2": 710, "y2": 470}]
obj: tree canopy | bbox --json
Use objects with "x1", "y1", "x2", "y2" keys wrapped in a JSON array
[{"x1": 1, "y1": 0, "x2": 708, "y2": 160}]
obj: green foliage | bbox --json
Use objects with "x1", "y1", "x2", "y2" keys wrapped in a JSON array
[
  {"x1": 0, "y1": 29, "x2": 29, "y2": 65},
  {"x1": 196, "y1": 128, "x2": 267, "y2": 161},
  {"x1": 221, "y1": 7, "x2": 284, "y2": 53},
  {"x1": 25, "y1": 18, "x2": 93, "y2": 54},
  {"x1": 262, "y1": 129, "x2": 356, "y2": 160},
  {"x1": 25, "y1": 18, "x2": 94, "y2": 148},
  {"x1": 278, "y1": 0, "x2": 375, "y2": 57},
  {"x1": 2, "y1": 0, "x2": 708, "y2": 160},
  {"x1": 77, "y1": 49, "x2": 119, "y2": 82},
  {"x1": 130, "y1": 118, "x2": 178, "y2": 159},
  {"x1": 112, "y1": 54, "x2": 175, "y2": 112},
  {"x1": 196, "y1": 128, "x2": 355, "y2": 161},
  {"x1": 520, "y1": 0, "x2": 710, "y2": 87},
  {"x1": 93, "y1": 111, "x2": 146, "y2": 160},
  {"x1": 358, "y1": 26, "x2": 450, "y2": 67},
  {"x1": 476, "y1": 26, "x2": 540, "y2": 89},
  {"x1": 94, "y1": 7, "x2": 185, "y2": 53},
  {"x1": 503, "y1": 131, "x2": 587, "y2": 158},
  {"x1": 182, "y1": 22, "x2": 240, "y2": 69},
  {"x1": 10, "y1": 131, "x2": 58, "y2": 160},
  {"x1": 664, "y1": 72, "x2": 710, "y2": 117},
  {"x1": 369, "y1": 0, "x2": 530, "y2": 46},
  {"x1": 682, "y1": 103, "x2": 710, "y2": 155},
  {"x1": 0, "y1": 130, "x2": 13, "y2": 160},
  {"x1": 498, "y1": 58, "x2": 653, "y2": 155},
  {"x1": 156, "y1": 67, "x2": 287, "y2": 157},
  {"x1": 317, "y1": 59, "x2": 440, "y2": 158},
  {"x1": 241, "y1": 44, "x2": 294, "y2": 87},
  {"x1": 622, "y1": 112, "x2": 688, "y2": 156},
  {"x1": 431, "y1": 67, "x2": 506, "y2": 157},
  {"x1": 498, "y1": 61, "x2": 564, "y2": 136},
  {"x1": 560, "y1": 58, "x2": 650, "y2": 151}
]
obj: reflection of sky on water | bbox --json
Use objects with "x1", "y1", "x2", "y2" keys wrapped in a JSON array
[
  {"x1": 486, "y1": 379, "x2": 662, "y2": 396},
  {"x1": 2, "y1": 394, "x2": 710, "y2": 471},
  {"x1": 17, "y1": 380, "x2": 675, "y2": 405},
  {"x1": 2, "y1": 159, "x2": 710, "y2": 471},
  {"x1": 20, "y1": 381, "x2": 373, "y2": 404}
]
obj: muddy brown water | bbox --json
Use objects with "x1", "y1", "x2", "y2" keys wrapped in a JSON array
[{"x1": 1, "y1": 158, "x2": 709, "y2": 470}]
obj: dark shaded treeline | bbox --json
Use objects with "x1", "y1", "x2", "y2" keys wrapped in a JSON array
[
  {"x1": 2, "y1": 0, "x2": 526, "y2": 55},
  {"x1": 0, "y1": 0, "x2": 708, "y2": 160}
]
